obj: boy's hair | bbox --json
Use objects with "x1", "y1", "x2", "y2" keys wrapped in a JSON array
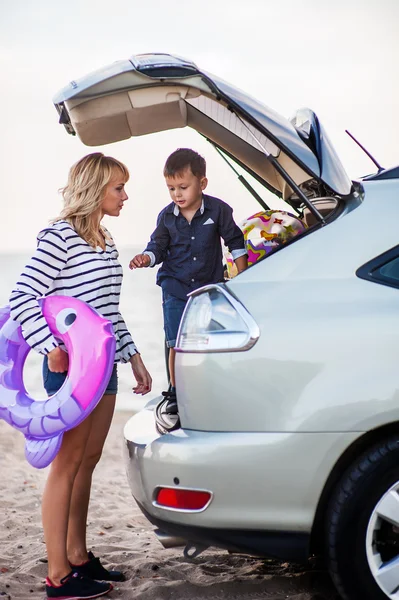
[{"x1": 164, "y1": 148, "x2": 206, "y2": 179}]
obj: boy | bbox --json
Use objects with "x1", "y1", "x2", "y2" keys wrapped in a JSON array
[{"x1": 130, "y1": 148, "x2": 247, "y2": 409}]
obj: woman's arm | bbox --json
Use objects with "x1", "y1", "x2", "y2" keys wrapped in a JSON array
[
  {"x1": 116, "y1": 312, "x2": 139, "y2": 362},
  {"x1": 9, "y1": 228, "x2": 67, "y2": 355},
  {"x1": 117, "y1": 312, "x2": 152, "y2": 395}
]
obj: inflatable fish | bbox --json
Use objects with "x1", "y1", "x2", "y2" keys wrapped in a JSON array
[{"x1": 0, "y1": 296, "x2": 115, "y2": 468}]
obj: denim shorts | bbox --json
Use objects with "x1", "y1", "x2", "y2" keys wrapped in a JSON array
[
  {"x1": 42, "y1": 355, "x2": 118, "y2": 396},
  {"x1": 162, "y1": 291, "x2": 188, "y2": 348}
]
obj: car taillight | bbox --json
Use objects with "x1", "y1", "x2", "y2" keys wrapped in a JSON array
[
  {"x1": 175, "y1": 284, "x2": 259, "y2": 353},
  {"x1": 154, "y1": 487, "x2": 212, "y2": 511}
]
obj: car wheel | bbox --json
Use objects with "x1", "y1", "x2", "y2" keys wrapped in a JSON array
[{"x1": 326, "y1": 437, "x2": 399, "y2": 600}]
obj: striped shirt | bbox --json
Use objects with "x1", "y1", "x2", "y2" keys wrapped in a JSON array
[{"x1": 9, "y1": 220, "x2": 138, "y2": 363}]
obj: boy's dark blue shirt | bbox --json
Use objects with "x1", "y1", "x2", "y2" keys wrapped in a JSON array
[{"x1": 144, "y1": 194, "x2": 245, "y2": 300}]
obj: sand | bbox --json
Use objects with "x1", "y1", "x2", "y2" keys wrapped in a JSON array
[{"x1": 0, "y1": 412, "x2": 340, "y2": 600}]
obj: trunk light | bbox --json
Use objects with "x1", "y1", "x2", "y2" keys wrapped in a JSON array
[{"x1": 155, "y1": 487, "x2": 212, "y2": 511}]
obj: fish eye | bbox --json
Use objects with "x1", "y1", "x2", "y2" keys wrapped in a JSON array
[{"x1": 56, "y1": 308, "x2": 77, "y2": 334}]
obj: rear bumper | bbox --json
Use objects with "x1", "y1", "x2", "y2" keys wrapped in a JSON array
[
  {"x1": 137, "y1": 500, "x2": 310, "y2": 562},
  {"x1": 123, "y1": 401, "x2": 359, "y2": 559}
]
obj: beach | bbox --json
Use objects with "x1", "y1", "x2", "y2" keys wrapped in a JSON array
[{"x1": 0, "y1": 412, "x2": 340, "y2": 600}]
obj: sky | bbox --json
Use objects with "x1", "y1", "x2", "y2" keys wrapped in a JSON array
[{"x1": 1, "y1": 0, "x2": 398, "y2": 252}]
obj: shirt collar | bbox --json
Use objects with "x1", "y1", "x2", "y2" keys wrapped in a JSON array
[{"x1": 173, "y1": 196, "x2": 205, "y2": 216}]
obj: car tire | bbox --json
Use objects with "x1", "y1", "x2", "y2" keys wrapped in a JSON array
[{"x1": 326, "y1": 437, "x2": 399, "y2": 600}]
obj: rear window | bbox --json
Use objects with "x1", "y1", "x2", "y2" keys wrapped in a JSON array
[{"x1": 357, "y1": 246, "x2": 399, "y2": 289}]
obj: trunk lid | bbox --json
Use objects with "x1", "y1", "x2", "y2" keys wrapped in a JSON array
[{"x1": 53, "y1": 52, "x2": 353, "y2": 203}]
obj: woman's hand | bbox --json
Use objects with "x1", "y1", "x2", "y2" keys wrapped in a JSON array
[
  {"x1": 130, "y1": 353, "x2": 152, "y2": 395},
  {"x1": 47, "y1": 347, "x2": 69, "y2": 373}
]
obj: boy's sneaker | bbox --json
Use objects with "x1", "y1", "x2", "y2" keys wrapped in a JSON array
[
  {"x1": 71, "y1": 551, "x2": 125, "y2": 582},
  {"x1": 46, "y1": 571, "x2": 113, "y2": 599},
  {"x1": 161, "y1": 389, "x2": 178, "y2": 414},
  {"x1": 155, "y1": 392, "x2": 180, "y2": 434}
]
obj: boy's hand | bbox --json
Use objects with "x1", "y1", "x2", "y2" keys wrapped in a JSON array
[{"x1": 129, "y1": 254, "x2": 151, "y2": 269}]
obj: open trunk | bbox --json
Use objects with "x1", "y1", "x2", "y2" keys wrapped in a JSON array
[
  {"x1": 54, "y1": 52, "x2": 354, "y2": 225},
  {"x1": 53, "y1": 52, "x2": 359, "y2": 434}
]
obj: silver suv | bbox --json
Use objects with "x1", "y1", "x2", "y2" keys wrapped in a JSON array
[{"x1": 54, "y1": 53, "x2": 399, "y2": 600}]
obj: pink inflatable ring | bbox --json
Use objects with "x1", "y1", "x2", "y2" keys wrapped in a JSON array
[{"x1": 0, "y1": 296, "x2": 115, "y2": 468}]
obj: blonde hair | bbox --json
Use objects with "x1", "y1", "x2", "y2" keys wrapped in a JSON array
[{"x1": 54, "y1": 153, "x2": 129, "y2": 248}]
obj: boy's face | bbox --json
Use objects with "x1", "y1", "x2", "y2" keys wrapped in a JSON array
[{"x1": 165, "y1": 167, "x2": 208, "y2": 212}]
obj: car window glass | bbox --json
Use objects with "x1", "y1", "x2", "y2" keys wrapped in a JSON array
[
  {"x1": 379, "y1": 257, "x2": 399, "y2": 282},
  {"x1": 357, "y1": 246, "x2": 399, "y2": 289}
]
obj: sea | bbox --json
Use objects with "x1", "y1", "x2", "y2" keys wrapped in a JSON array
[{"x1": 0, "y1": 246, "x2": 167, "y2": 412}]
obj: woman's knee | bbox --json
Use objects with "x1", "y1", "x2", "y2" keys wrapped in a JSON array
[
  {"x1": 80, "y1": 448, "x2": 103, "y2": 473},
  {"x1": 50, "y1": 426, "x2": 93, "y2": 478},
  {"x1": 49, "y1": 449, "x2": 86, "y2": 482}
]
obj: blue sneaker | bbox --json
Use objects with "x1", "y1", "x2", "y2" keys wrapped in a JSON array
[
  {"x1": 46, "y1": 571, "x2": 113, "y2": 599},
  {"x1": 71, "y1": 552, "x2": 125, "y2": 582}
]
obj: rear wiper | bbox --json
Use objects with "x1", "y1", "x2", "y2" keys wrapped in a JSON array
[{"x1": 207, "y1": 139, "x2": 271, "y2": 211}]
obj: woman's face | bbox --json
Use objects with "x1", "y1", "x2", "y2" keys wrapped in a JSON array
[{"x1": 101, "y1": 169, "x2": 128, "y2": 218}]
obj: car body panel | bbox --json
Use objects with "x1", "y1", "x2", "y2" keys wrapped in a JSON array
[
  {"x1": 175, "y1": 180, "x2": 399, "y2": 433},
  {"x1": 124, "y1": 407, "x2": 360, "y2": 532}
]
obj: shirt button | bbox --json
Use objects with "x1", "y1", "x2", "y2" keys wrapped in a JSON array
[
  {"x1": 193, "y1": 257, "x2": 196, "y2": 261},
  {"x1": 191, "y1": 278, "x2": 195, "y2": 282},
  {"x1": 191, "y1": 236, "x2": 195, "y2": 240}
]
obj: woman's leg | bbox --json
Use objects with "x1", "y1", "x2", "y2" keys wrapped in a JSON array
[
  {"x1": 42, "y1": 412, "x2": 95, "y2": 585},
  {"x1": 66, "y1": 394, "x2": 116, "y2": 565}
]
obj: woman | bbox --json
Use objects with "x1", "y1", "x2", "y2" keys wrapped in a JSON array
[{"x1": 10, "y1": 153, "x2": 152, "y2": 599}]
